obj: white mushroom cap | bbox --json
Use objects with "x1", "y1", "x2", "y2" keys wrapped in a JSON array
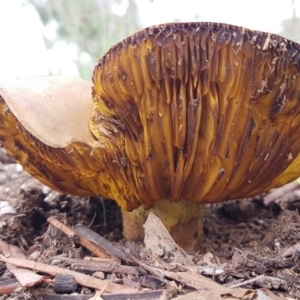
[{"x1": 0, "y1": 75, "x2": 97, "y2": 148}]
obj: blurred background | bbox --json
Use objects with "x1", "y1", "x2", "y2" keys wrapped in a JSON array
[{"x1": 0, "y1": 0, "x2": 299, "y2": 81}]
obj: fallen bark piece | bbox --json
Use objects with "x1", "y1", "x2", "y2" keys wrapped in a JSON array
[
  {"x1": 0, "y1": 257, "x2": 137, "y2": 294},
  {"x1": 143, "y1": 213, "x2": 194, "y2": 266},
  {"x1": 74, "y1": 224, "x2": 133, "y2": 263},
  {"x1": 0, "y1": 238, "x2": 46, "y2": 287},
  {"x1": 0, "y1": 278, "x2": 20, "y2": 295},
  {"x1": 42, "y1": 290, "x2": 164, "y2": 300},
  {"x1": 54, "y1": 274, "x2": 77, "y2": 294},
  {"x1": 47, "y1": 217, "x2": 110, "y2": 258}
]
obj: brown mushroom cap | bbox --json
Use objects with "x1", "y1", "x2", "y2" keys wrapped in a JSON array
[
  {"x1": 92, "y1": 22, "x2": 300, "y2": 209},
  {"x1": 1, "y1": 23, "x2": 300, "y2": 212}
]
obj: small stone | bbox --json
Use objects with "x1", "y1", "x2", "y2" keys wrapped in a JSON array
[
  {"x1": 54, "y1": 274, "x2": 77, "y2": 294},
  {"x1": 93, "y1": 271, "x2": 105, "y2": 280}
]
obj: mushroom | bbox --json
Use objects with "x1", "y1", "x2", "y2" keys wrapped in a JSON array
[{"x1": 1, "y1": 22, "x2": 300, "y2": 250}]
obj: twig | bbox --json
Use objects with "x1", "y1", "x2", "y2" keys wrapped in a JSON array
[
  {"x1": 55, "y1": 256, "x2": 141, "y2": 275},
  {"x1": 74, "y1": 224, "x2": 132, "y2": 263},
  {"x1": 47, "y1": 217, "x2": 109, "y2": 258}
]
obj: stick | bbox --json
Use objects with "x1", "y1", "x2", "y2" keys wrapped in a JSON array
[{"x1": 47, "y1": 217, "x2": 110, "y2": 258}]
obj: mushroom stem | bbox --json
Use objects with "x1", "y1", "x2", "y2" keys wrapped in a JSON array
[{"x1": 122, "y1": 201, "x2": 204, "y2": 251}]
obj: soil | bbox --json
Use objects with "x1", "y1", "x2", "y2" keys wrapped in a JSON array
[{"x1": 0, "y1": 147, "x2": 300, "y2": 299}]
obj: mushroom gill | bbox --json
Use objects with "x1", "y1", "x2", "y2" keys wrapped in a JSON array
[{"x1": 1, "y1": 22, "x2": 300, "y2": 250}]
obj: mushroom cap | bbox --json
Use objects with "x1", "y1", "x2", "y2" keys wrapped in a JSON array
[
  {"x1": 2, "y1": 23, "x2": 300, "y2": 211},
  {"x1": 0, "y1": 76, "x2": 96, "y2": 148},
  {"x1": 91, "y1": 22, "x2": 300, "y2": 209},
  {"x1": 0, "y1": 76, "x2": 102, "y2": 197}
]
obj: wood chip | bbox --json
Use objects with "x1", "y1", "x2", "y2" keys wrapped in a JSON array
[{"x1": 143, "y1": 213, "x2": 194, "y2": 266}]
